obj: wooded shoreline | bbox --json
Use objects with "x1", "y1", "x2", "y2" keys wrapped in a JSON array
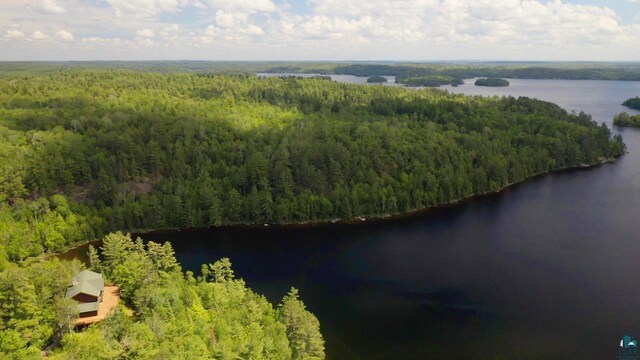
[{"x1": 52, "y1": 154, "x2": 620, "y2": 263}]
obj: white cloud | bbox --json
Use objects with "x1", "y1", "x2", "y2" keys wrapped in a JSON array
[
  {"x1": 299, "y1": 0, "x2": 632, "y2": 47},
  {"x1": 214, "y1": 10, "x2": 265, "y2": 36},
  {"x1": 55, "y1": 30, "x2": 74, "y2": 41},
  {"x1": 193, "y1": 25, "x2": 216, "y2": 44},
  {"x1": 206, "y1": 0, "x2": 275, "y2": 13},
  {"x1": 136, "y1": 29, "x2": 156, "y2": 38},
  {"x1": 38, "y1": 0, "x2": 67, "y2": 14},
  {"x1": 0, "y1": 0, "x2": 639, "y2": 60},
  {"x1": 31, "y1": 30, "x2": 48, "y2": 40},
  {"x1": 105, "y1": 0, "x2": 190, "y2": 18},
  {"x1": 4, "y1": 30, "x2": 25, "y2": 40},
  {"x1": 243, "y1": 24, "x2": 264, "y2": 35},
  {"x1": 215, "y1": 11, "x2": 248, "y2": 28}
]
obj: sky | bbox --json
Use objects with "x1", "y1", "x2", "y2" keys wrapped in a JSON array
[{"x1": 1, "y1": 0, "x2": 639, "y2": 61}]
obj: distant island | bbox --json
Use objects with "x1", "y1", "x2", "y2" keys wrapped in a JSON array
[
  {"x1": 400, "y1": 75, "x2": 464, "y2": 87},
  {"x1": 622, "y1": 97, "x2": 640, "y2": 110},
  {"x1": 367, "y1": 76, "x2": 388, "y2": 83},
  {"x1": 613, "y1": 112, "x2": 640, "y2": 127},
  {"x1": 475, "y1": 78, "x2": 510, "y2": 87},
  {"x1": 264, "y1": 63, "x2": 640, "y2": 85}
]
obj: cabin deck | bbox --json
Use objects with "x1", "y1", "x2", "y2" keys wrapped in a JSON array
[{"x1": 74, "y1": 285, "x2": 120, "y2": 326}]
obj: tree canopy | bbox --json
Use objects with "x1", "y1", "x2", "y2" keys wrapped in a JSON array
[
  {"x1": 366, "y1": 76, "x2": 388, "y2": 83},
  {"x1": 475, "y1": 78, "x2": 510, "y2": 87},
  {"x1": 622, "y1": 97, "x2": 640, "y2": 110},
  {"x1": 0, "y1": 232, "x2": 324, "y2": 359},
  {"x1": 613, "y1": 112, "x2": 640, "y2": 127},
  {"x1": 0, "y1": 69, "x2": 625, "y2": 265}
]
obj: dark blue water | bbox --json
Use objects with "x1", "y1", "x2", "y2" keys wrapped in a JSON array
[{"x1": 138, "y1": 79, "x2": 640, "y2": 360}]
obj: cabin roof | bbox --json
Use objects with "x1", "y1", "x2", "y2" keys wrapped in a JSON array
[
  {"x1": 65, "y1": 269, "x2": 104, "y2": 299},
  {"x1": 77, "y1": 302, "x2": 100, "y2": 313}
]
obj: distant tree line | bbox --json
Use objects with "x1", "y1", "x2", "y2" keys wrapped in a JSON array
[{"x1": 267, "y1": 63, "x2": 640, "y2": 82}]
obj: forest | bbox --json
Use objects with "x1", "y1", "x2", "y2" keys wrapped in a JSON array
[
  {"x1": 0, "y1": 232, "x2": 324, "y2": 359},
  {"x1": 475, "y1": 78, "x2": 510, "y2": 87},
  {"x1": 0, "y1": 66, "x2": 628, "y2": 359},
  {"x1": 399, "y1": 75, "x2": 464, "y2": 87},
  {"x1": 0, "y1": 69, "x2": 625, "y2": 267},
  {"x1": 613, "y1": 112, "x2": 640, "y2": 127},
  {"x1": 366, "y1": 76, "x2": 388, "y2": 84},
  {"x1": 622, "y1": 97, "x2": 640, "y2": 110}
]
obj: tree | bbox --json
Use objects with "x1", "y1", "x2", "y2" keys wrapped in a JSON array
[
  {"x1": 278, "y1": 288, "x2": 325, "y2": 360},
  {"x1": 100, "y1": 232, "x2": 134, "y2": 271},
  {"x1": 207, "y1": 257, "x2": 234, "y2": 283},
  {"x1": 53, "y1": 297, "x2": 79, "y2": 338},
  {"x1": 0, "y1": 328, "x2": 40, "y2": 360},
  {"x1": 146, "y1": 241, "x2": 178, "y2": 272},
  {"x1": 55, "y1": 327, "x2": 121, "y2": 360},
  {"x1": 87, "y1": 245, "x2": 102, "y2": 272}
]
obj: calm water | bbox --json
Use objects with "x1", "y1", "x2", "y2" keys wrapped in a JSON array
[{"x1": 69, "y1": 78, "x2": 640, "y2": 359}]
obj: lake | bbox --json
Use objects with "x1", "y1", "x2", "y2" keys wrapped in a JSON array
[{"x1": 72, "y1": 78, "x2": 640, "y2": 359}]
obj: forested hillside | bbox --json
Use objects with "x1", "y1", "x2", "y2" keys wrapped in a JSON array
[
  {"x1": 0, "y1": 232, "x2": 324, "y2": 359},
  {"x1": 0, "y1": 70, "x2": 625, "y2": 265}
]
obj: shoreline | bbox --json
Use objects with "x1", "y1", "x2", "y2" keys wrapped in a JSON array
[
  {"x1": 49, "y1": 155, "x2": 620, "y2": 260},
  {"x1": 141, "y1": 156, "x2": 619, "y2": 232}
]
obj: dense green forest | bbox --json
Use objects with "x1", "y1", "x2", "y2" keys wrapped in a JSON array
[
  {"x1": 399, "y1": 75, "x2": 464, "y2": 87},
  {"x1": 0, "y1": 232, "x2": 324, "y2": 359},
  {"x1": 622, "y1": 97, "x2": 640, "y2": 110},
  {"x1": 613, "y1": 112, "x2": 640, "y2": 127},
  {"x1": 0, "y1": 69, "x2": 625, "y2": 266},
  {"x1": 475, "y1": 78, "x2": 510, "y2": 87},
  {"x1": 366, "y1": 76, "x2": 387, "y2": 84}
]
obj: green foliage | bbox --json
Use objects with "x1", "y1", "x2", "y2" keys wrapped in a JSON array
[
  {"x1": 366, "y1": 76, "x2": 387, "y2": 83},
  {"x1": 475, "y1": 78, "x2": 510, "y2": 87},
  {"x1": 54, "y1": 327, "x2": 121, "y2": 360},
  {"x1": 400, "y1": 75, "x2": 460, "y2": 87},
  {"x1": 278, "y1": 288, "x2": 325, "y2": 360},
  {"x1": 0, "y1": 259, "x2": 81, "y2": 353},
  {"x1": 0, "y1": 69, "x2": 626, "y2": 265},
  {"x1": 0, "y1": 233, "x2": 325, "y2": 359},
  {"x1": 53, "y1": 297, "x2": 79, "y2": 338},
  {"x1": 0, "y1": 329, "x2": 41, "y2": 360},
  {"x1": 622, "y1": 97, "x2": 640, "y2": 110},
  {"x1": 613, "y1": 112, "x2": 640, "y2": 127}
]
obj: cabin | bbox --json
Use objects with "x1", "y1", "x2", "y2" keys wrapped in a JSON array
[{"x1": 65, "y1": 270, "x2": 104, "y2": 318}]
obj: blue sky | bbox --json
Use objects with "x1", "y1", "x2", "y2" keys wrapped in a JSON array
[{"x1": 1, "y1": 0, "x2": 639, "y2": 61}]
